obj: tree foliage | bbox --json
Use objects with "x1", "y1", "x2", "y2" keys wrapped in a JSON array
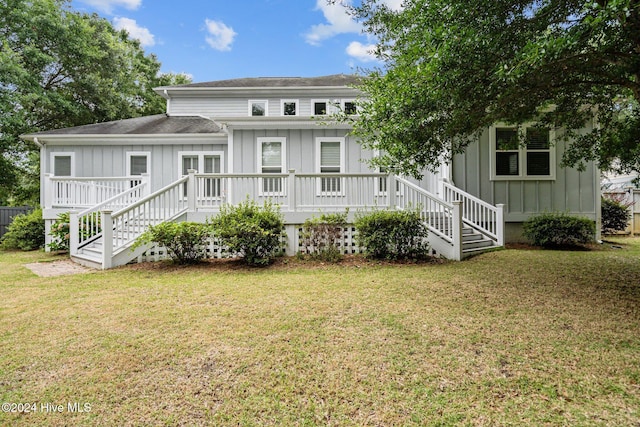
[
  {"x1": 343, "y1": 0, "x2": 640, "y2": 178},
  {"x1": 0, "y1": 0, "x2": 190, "y2": 205}
]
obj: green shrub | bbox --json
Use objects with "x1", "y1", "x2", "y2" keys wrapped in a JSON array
[
  {"x1": 300, "y1": 211, "x2": 348, "y2": 262},
  {"x1": 601, "y1": 196, "x2": 632, "y2": 234},
  {"x1": 209, "y1": 199, "x2": 285, "y2": 266},
  {"x1": 0, "y1": 208, "x2": 44, "y2": 251},
  {"x1": 354, "y1": 209, "x2": 429, "y2": 260},
  {"x1": 523, "y1": 212, "x2": 595, "y2": 247},
  {"x1": 134, "y1": 221, "x2": 210, "y2": 264},
  {"x1": 48, "y1": 212, "x2": 70, "y2": 251}
]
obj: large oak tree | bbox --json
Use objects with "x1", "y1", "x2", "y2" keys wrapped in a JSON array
[
  {"x1": 343, "y1": 0, "x2": 640, "y2": 179},
  {"x1": 0, "y1": 0, "x2": 190, "y2": 205}
]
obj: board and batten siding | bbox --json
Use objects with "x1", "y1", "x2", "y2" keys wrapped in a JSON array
[
  {"x1": 46, "y1": 142, "x2": 228, "y2": 193},
  {"x1": 452, "y1": 126, "x2": 599, "y2": 222},
  {"x1": 232, "y1": 129, "x2": 373, "y2": 174}
]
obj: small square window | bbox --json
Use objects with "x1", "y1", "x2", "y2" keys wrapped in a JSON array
[
  {"x1": 314, "y1": 101, "x2": 327, "y2": 115},
  {"x1": 344, "y1": 101, "x2": 357, "y2": 115},
  {"x1": 282, "y1": 100, "x2": 297, "y2": 116},
  {"x1": 250, "y1": 100, "x2": 267, "y2": 116}
]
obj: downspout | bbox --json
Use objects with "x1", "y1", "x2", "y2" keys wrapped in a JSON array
[
  {"x1": 163, "y1": 89, "x2": 171, "y2": 116},
  {"x1": 33, "y1": 137, "x2": 46, "y2": 210}
]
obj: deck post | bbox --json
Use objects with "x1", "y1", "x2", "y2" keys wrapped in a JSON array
[
  {"x1": 496, "y1": 204, "x2": 505, "y2": 246},
  {"x1": 187, "y1": 169, "x2": 196, "y2": 212},
  {"x1": 44, "y1": 173, "x2": 53, "y2": 209},
  {"x1": 141, "y1": 173, "x2": 151, "y2": 197},
  {"x1": 288, "y1": 169, "x2": 297, "y2": 212},
  {"x1": 452, "y1": 201, "x2": 463, "y2": 261},
  {"x1": 69, "y1": 210, "x2": 79, "y2": 255},
  {"x1": 102, "y1": 210, "x2": 113, "y2": 270},
  {"x1": 387, "y1": 174, "x2": 397, "y2": 209}
]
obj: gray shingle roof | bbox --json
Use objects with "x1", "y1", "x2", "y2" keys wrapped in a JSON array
[
  {"x1": 168, "y1": 74, "x2": 362, "y2": 89},
  {"x1": 27, "y1": 114, "x2": 222, "y2": 136}
]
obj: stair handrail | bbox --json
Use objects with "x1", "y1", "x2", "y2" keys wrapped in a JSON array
[
  {"x1": 393, "y1": 176, "x2": 455, "y2": 243},
  {"x1": 70, "y1": 181, "x2": 148, "y2": 254},
  {"x1": 106, "y1": 176, "x2": 189, "y2": 258},
  {"x1": 441, "y1": 181, "x2": 503, "y2": 243}
]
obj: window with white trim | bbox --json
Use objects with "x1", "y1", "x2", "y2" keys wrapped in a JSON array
[
  {"x1": 178, "y1": 152, "x2": 223, "y2": 197},
  {"x1": 257, "y1": 137, "x2": 286, "y2": 194},
  {"x1": 312, "y1": 99, "x2": 328, "y2": 116},
  {"x1": 52, "y1": 153, "x2": 74, "y2": 176},
  {"x1": 316, "y1": 137, "x2": 344, "y2": 194},
  {"x1": 343, "y1": 100, "x2": 358, "y2": 115},
  {"x1": 281, "y1": 100, "x2": 298, "y2": 116},
  {"x1": 249, "y1": 100, "x2": 268, "y2": 116},
  {"x1": 490, "y1": 125, "x2": 554, "y2": 180}
]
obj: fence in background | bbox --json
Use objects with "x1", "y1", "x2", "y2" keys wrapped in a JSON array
[
  {"x1": 0, "y1": 207, "x2": 32, "y2": 238},
  {"x1": 602, "y1": 188, "x2": 640, "y2": 234}
]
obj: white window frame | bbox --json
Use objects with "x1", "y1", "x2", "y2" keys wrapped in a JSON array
[
  {"x1": 342, "y1": 99, "x2": 358, "y2": 116},
  {"x1": 489, "y1": 124, "x2": 556, "y2": 181},
  {"x1": 51, "y1": 152, "x2": 75, "y2": 177},
  {"x1": 315, "y1": 137, "x2": 345, "y2": 196},
  {"x1": 311, "y1": 99, "x2": 333, "y2": 116},
  {"x1": 177, "y1": 151, "x2": 225, "y2": 176},
  {"x1": 280, "y1": 99, "x2": 299, "y2": 116},
  {"x1": 257, "y1": 137, "x2": 287, "y2": 196},
  {"x1": 126, "y1": 151, "x2": 150, "y2": 176},
  {"x1": 248, "y1": 100, "x2": 269, "y2": 117},
  {"x1": 178, "y1": 151, "x2": 225, "y2": 200}
]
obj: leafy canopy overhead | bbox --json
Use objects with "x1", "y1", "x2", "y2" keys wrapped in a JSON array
[
  {"x1": 343, "y1": 0, "x2": 640, "y2": 179},
  {"x1": 0, "y1": 0, "x2": 190, "y2": 205}
]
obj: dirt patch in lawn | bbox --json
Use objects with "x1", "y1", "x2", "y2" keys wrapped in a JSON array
[{"x1": 25, "y1": 259, "x2": 94, "y2": 277}]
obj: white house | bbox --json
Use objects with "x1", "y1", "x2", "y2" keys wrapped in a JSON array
[{"x1": 21, "y1": 74, "x2": 600, "y2": 268}]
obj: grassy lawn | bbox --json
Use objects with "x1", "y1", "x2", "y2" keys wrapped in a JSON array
[{"x1": 1, "y1": 239, "x2": 639, "y2": 426}]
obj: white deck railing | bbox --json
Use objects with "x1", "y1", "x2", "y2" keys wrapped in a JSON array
[
  {"x1": 98, "y1": 177, "x2": 188, "y2": 268},
  {"x1": 62, "y1": 170, "x2": 505, "y2": 267},
  {"x1": 193, "y1": 171, "x2": 390, "y2": 212},
  {"x1": 394, "y1": 177, "x2": 456, "y2": 243},
  {"x1": 442, "y1": 181, "x2": 504, "y2": 245},
  {"x1": 69, "y1": 181, "x2": 149, "y2": 254},
  {"x1": 44, "y1": 174, "x2": 144, "y2": 208}
]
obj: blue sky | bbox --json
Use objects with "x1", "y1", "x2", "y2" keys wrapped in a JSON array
[{"x1": 70, "y1": 0, "x2": 402, "y2": 83}]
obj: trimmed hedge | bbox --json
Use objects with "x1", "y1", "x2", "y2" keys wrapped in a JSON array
[
  {"x1": 209, "y1": 199, "x2": 285, "y2": 266},
  {"x1": 299, "y1": 211, "x2": 348, "y2": 262},
  {"x1": 354, "y1": 209, "x2": 429, "y2": 260},
  {"x1": 523, "y1": 212, "x2": 595, "y2": 247},
  {"x1": 134, "y1": 222, "x2": 210, "y2": 264}
]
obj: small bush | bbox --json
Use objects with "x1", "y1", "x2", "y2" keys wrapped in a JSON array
[
  {"x1": 48, "y1": 212, "x2": 70, "y2": 251},
  {"x1": 300, "y1": 211, "x2": 348, "y2": 262},
  {"x1": 134, "y1": 221, "x2": 210, "y2": 264},
  {"x1": 0, "y1": 208, "x2": 44, "y2": 251},
  {"x1": 354, "y1": 209, "x2": 429, "y2": 260},
  {"x1": 601, "y1": 195, "x2": 632, "y2": 234},
  {"x1": 209, "y1": 199, "x2": 285, "y2": 266},
  {"x1": 523, "y1": 212, "x2": 595, "y2": 247}
]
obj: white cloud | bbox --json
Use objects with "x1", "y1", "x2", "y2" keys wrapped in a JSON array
[
  {"x1": 78, "y1": 0, "x2": 141, "y2": 14},
  {"x1": 346, "y1": 41, "x2": 378, "y2": 62},
  {"x1": 113, "y1": 17, "x2": 155, "y2": 47},
  {"x1": 381, "y1": 0, "x2": 405, "y2": 11},
  {"x1": 204, "y1": 19, "x2": 237, "y2": 51},
  {"x1": 305, "y1": 0, "x2": 361, "y2": 46}
]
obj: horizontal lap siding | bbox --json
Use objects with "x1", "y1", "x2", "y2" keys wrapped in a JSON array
[
  {"x1": 169, "y1": 97, "x2": 338, "y2": 117},
  {"x1": 453, "y1": 127, "x2": 598, "y2": 221}
]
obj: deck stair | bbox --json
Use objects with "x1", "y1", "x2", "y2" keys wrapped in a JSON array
[{"x1": 64, "y1": 173, "x2": 504, "y2": 269}]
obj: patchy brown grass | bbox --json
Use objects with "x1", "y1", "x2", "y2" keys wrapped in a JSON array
[{"x1": 1, "y1": 238, "x2": 639, "y2": 426}]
